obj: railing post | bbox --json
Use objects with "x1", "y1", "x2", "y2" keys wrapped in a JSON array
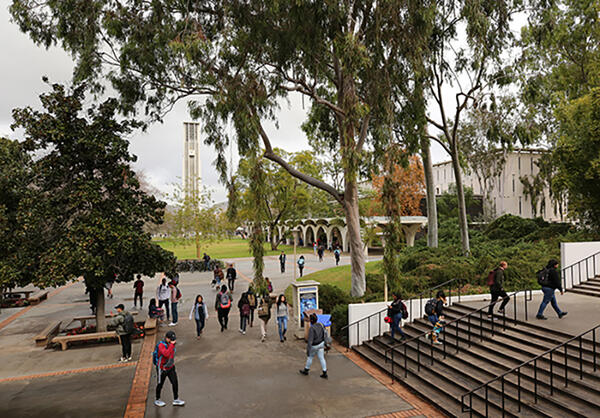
[
  {"x1": 579, "y1": 336, "x2": 583, "y2": 379},
  {"x1": 368, "y1": 316, "x2": 371, "y2": 340},
  {"x1": 513, "y1": 294, "x2": 517, "y2": 326},
  {"x1": 594, "y1": 328, "x2": 597, "y2": 372},
  {"x1": 468, "y1": 314, "x2": 472, "y2": 347},
  {"x1": 404, "y1": 343, "x2": 408, "y2": 378},
  {"x1": 378, "y1": 311, "x2": 381, "y2": 336},
  {"x1": 480, "y1": 310, "x2": 483, "y2": 341},
  {"x1": 391, "y1": 348, "x2": 394, "y2": 384},
  {"x1": 430, "y1": 332, "x2": 434, "y2": 365},
  {"x1": 517, "y1": 368, "x2": 522, "y2": 412},
  {"x1": 565, "y1": 344, "x2": 568, "y2": 387},
  {"x1": 455, "y1": 319, "x2": 459, "y2": 353},
  {"x1": 534, "y1": 359, "x2": 538, "y2": 403},
  {"x1": 501, "y1": 376, "x2": 505, "y2": 418},
  {"x1": 524, "y1": 291, "x2": 528, "y2": 321},
  {"x1": 470, "y1": 394, "x2": 473, "y2": 418},
  {"x1": 458, "y1": 280, "x2": 462, "y2": 303},
  {"x1": 443, "y1": 327, "x2": 447, "y2": 359},
  {"x1": 417, "y1": 338, "x2": 421, "y2": 372},
  {"x1": 485, "y1": 385, "x2": 489, "y2": 418},
  {"x1": 550, "y1": 351, "x2": 554, "y2": 396}
]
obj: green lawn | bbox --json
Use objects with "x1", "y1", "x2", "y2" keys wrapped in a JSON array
[
  {"x1": 155, "y1": 239, "x2": 312, "y2": 260},
  {"x1": 299, "y1": 261, "x2": 382, "y2": 293}
]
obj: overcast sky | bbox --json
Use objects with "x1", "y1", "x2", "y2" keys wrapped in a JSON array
[{"x1": 0, "y1": 5, "x2": 449, "y2": 203}]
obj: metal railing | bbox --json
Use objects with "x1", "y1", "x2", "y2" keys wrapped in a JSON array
[
  {"x1": 384, "y1": 289, "x2": 533, "y2": 381},
  {"x1": 460, "y1": 323, "x2": 600, "y2": 417},
  {"x1": 561, "y1": 250, "x2": 600, "y2": 290},
  {"x1": 341, "y1": 277, "x2": 466, "y2": 347}
]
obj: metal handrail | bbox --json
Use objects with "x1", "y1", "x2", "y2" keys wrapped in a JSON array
[
  {"x1": 341, "y1": 277, "x2": 466, "y2": 347},
  {"x1": 460, "y1": 323, "x2": 600, "y2": 417},
  {"x1": 384, "y1": 289, "x2": 533, "y2": 381},
  {"x1": 561, "y1": 250, "x2": 600, "y2": 290}
]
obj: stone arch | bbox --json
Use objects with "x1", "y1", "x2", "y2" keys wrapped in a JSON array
[
  {"x1": 316, "y1": 225, "x2": 328, "y2": 247},
  {"x1": 330, "y1": 225, "x2": 346, "y2": 251}
]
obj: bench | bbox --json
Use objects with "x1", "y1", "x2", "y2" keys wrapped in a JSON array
[
  {"x1": 28, "y1": 290, "x2": 49, "y2": 305},
  {"x1": 73, "y1": 311, "x2": 138, "y2": 328},
  {"x1": 3, "y1": 290, "x2": 34, "y2": 299},
  {"x1": 144, "y1": 317, "x2": 157, "y2": 335},
  {"x1": 51, "y1": 331, "x2": 121, "y2": 351},
  {"x1": 34, "y1": 321, "x2": 62, "y2": 347}
]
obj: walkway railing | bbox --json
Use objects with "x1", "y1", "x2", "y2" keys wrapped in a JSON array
[
  {"x1": 341, "y1": 277, "x2": 466, "y2": 347},
  {"x1": 460, "y1": 323, "x2": 600, "y2": 417},
  {"x1": 561, "y1": 250, "x2": 600, "y2": 290},
  {"x1": 384, "y1": 289, "x2": 533, "y2": 380}
]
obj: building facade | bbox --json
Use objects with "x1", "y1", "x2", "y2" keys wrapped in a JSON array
[
  {"x1": 183, "y1": 122, "x2": 201, "y2": 195},
  {"x1": 432, "y1": 150, "x2": 564, "y2": 222}
]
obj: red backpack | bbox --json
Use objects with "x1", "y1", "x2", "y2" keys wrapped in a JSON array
[{"x1": 486, "y1": 269, "x2": 496, "y2": 286}]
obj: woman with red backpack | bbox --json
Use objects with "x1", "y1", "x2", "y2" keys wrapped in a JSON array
[
  {"x1": 215, "y1": 285, "x2": 232, "y2": 332},
  {"x1": 238, "y1": 292, "x2": 251, "y2": 335}
]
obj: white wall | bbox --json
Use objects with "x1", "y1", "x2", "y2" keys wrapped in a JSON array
[{"x1": 560, "y1": 242, "x2": 600, "y2": 289}]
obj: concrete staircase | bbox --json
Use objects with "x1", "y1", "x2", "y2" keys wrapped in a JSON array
[
  {"x1": 352, "y1": 302, "x2": 600, "y2": 417},
  {"x1": 569, "y1": 277, "x2": 600, "y2": 298}
]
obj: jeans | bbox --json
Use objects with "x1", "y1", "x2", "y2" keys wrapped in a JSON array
[
  {"x1": 280, "y1": 262, "x2": 285, "y2": 273},
  {"x1": 120, "y1": 334, "x2": 131, "y2": 358},
  {"x1": 171, "y1": 302, "x2": 178, "y2": 323},
  {"x1": 249, "y1": 308, "x2": 255, "y2": 326},
  {"x1": 134, "y1": 293, "x2": 143, "y2": 308},
  {"x1": 391, "y1": 313, "x2": 405, "y2": 338},
  {"x1": 218, "y1": 307, "x2": 230, "y2": 330},
  {"x1": 228, "y1": 278, "x2": 235, "y2": 292},
  {"x1": 240, "y1": 315, "x2": 249, "y2": 332},
  {"x1": 195, "y1": 317, "x2": 205, "y2": 336},
  {"x1": 537, "y1": 287, "x2": 563, "y2": 317},
  {"x1": 488, "y1": 289, "x2": 510, "y2": 315},
  {"x1": 277, "y1": 316, "x2": 288, "y2": 340},
  {"x1": 156, "y1": 366, "x2": 178, "y2": 400},
  {"x1": 158, "y1": 299, "x2": 170, "y2": 320},
  {"x1": 305, "y1": 341, "x2": 327, "y2": 372},
  {"x1": 299, "y1": 266, "x2": 304, "y2": 277},
  {"x1": 428, "y1": 314, "x2": 438, "y2": 326}
]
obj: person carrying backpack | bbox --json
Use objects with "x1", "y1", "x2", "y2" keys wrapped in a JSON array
[
  {"x1": 388, "y1": 293, "x2": 407, "y2": 340},
  {"x1": 215, "y1": 284, "x2": 232, "y2": 332},
  {"x1": 334, "y1": 248, "x2": 341, "y2": 266},
  {"x1": 188, "y1": 295, "x2": 208, "y2": 339},
  {"x1": 299, "y1": 313, "x2": 329, "y2": 379},
  {"x1": 424, "y1": 291, "x2": 446, "y2": 342},
  {"x1": 169, "y1": 281, "x2": 182, "y2": 326},
  {"x1": 257, "y1": 291, "x2": 273, "y2": 342},
  {"x1": 487, "y1": 261, "x2": 510, "y2": 318},
  {"x1": 156, "y1": 278, "x2": 171, "y2": 321},
  {"x1": 238, "y1": 292, "x2": 251, "y2": 335},
  {"x1": 536, "y1": 259, "x2": 568, "y2": 320},
  {"x1": 298, "y1": 255, "x2": 306, "y2": 277},
  {"x1": 154, "y1": 331, "x2": 185, "y2": 407},
  {"x1": 226, "y1": 263, "x2": 237, "y2": 292},
  {"x1": 246, "y1": 286, "x2": 258, "y2": 327},
  {"x1": 108, "y1": 304, "x2": 135, "y2": 362}
]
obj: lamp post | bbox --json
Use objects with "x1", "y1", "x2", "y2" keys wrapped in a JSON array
[{"x1": 292, "y1": 228, "x2": 300, "y2": 282}]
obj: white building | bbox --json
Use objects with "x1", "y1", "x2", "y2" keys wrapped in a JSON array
[
  {"x1": 432, "y1": 149, "x2": 564, "y2": 222},
  {"x1": 183, "y1": 122, "x2": 202, "y2": 195}
]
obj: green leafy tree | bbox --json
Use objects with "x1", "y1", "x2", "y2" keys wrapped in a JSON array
[
  {"x1": 11, "y1": 83, "x2": 176, "y2": 331},
  {"x1": 10, "y1": 0, "x2": 432, "y2": 297}
]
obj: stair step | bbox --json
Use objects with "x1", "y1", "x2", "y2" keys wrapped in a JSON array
[
  {"x1": 573, "y1": 284, "x2": 600, "y2": 291},
  {"x1": 569, "y1": 289, "x2": 600, "y2": 298}
]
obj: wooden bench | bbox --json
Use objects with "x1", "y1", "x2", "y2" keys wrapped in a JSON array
[
  {"x1": 28, "y1": 290, "x2": 49, "y2": 305},
  {"x1": 3, "y1": 290, "x2": 34, "y2": 299},
  {"x1": 51, "y1": 331, "x2": 121, "y2": 351},
  {"x1": 34, "y1": 321, "x2": 62, "y2": 347},
  {"x1": 144, "y1": 317, "x2": 157, "y2": 335},
  {"x1": 73, "y1": 311, "x2": 138, "y2": 328}
]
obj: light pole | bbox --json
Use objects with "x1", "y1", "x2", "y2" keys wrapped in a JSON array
[{"x1": 292, "y1": 229, "x2": 300, "y2": 282}]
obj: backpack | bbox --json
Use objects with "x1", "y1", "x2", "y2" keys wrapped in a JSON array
[
  {"x1": 537, "y1": 268, "x2": 551, "y2": 286},
  {"x1": 298, "y1": 258, "x2": 305, "y2": 266},
  {"x1": 401, "y1": 302, "x2": 409, "y2": 319},
  {"x1": 486, "y1": 269, "x2": 496, "y2": 286},
  {"x1": 175, "y1": 287, "x2": 182, "y2": 300},
  {"x1": 247, "y1": 293, "x2": 256, "y2": 307},
  {"x1": 257, "y1": 298, "x2": 270, "y2": 318},
  {"x1": 424, "y1": 298, "x2": 436, "y2": 316},
  {"x1": 220, "y1": 292, "x2": 231, "y2": 309},
  {"x1": 123, "y1": 312, "x2": 135, "y2": 334},
  {"x1": 152, "y1": 341, "x2": 168, "y2": 366},
  {"x1": 241, "y1": 303, "x2": 251, "y2": 316}
]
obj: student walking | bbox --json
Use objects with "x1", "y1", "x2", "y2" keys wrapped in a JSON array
[
  {"x1": 238, "y1": 292, "x2": 251, "y2": 335},
  {"x1": 276, "y1": 295, "x2": 289, "y2": 342},
  {"x1": 246, "y1": 286, "x2": 258, "y2": 327},
  {"x1": 203, "y1": 253, "x2": 211, "y2": 271},
  {"x1": 154, "y1": 331, "x2": 185, "y2": 407},
  {"x1": 317, "y1": 245, "x2": 325, "y2": 262},
  {"x1": 109, "y1": 304, "x2": 135, "y2": 362},
  {"x1": 169, "y1": 281, "x2": 182, "y2": 326},
  {"x1": 313, "y1": 242, "x2": 317, "y2": 256},
  {"x1": 299, "y1": 313, "x2": 329, "y2": 379},
  {"x1": 430, "y1": 315, "x2": 446, "y2": 345},
  {"x1": 334, "y1": 248, "x2": 341, "y2": 266},
  {"x1": 133, "y1": 275, "x2": 144, "y2": 309},
  {"x1": 226, "y1": 264, "x2": 237, "y2": 292},
  {"x1": 487, "y1": 261, "x2": 510, "y2": 317},
  {"x1": 425, "y1": 291, "x2": 446, "y2": 341},
  {"x1": 388, "y1": 293, "x2": 407, "y2": 340},
  {"x1": 266, "y1": 278, "x2": 273, "y2": 293},
  {"x1": 279, "y1": 251, "x2": 287, "y2": 273},
  {"x1": 188, "y1": 295, "x2": 208, "y2": 339},
  {"x1": 156, "y1": 278, "x2": 171, "y2": 321},
  {"x1": 257, "y1": 291, "x2": 273, "y2": 342},
  {"x1": 298, "y1": 256, "x2": 305, "y2": 277},
  {"x1": 536, "y1": 259, "x2": 568, "y2": 320},
  {"x1": 215, "y1": 285, "x2": 232, "y2": 332}
]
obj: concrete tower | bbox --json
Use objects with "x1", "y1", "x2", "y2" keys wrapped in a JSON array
[{"x1": 183, "y1": 122, "x2": 202, "y2": 196}]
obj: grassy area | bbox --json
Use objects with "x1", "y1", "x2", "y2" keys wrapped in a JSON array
[
  {"x1": 155, "y1": 238, "x2": 312, "y2": 260},
  {"x1": 299, "y1": 261, "x2": 382, "y2": 293}
]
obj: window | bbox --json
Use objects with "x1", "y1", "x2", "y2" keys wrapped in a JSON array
[
  {"x1": 437, "y1": 170, "x2": 439, "y2": 181},
  {"x1": 519, "y1": 197, "x2": 522, "y2": 215},
  {"x1": 531, "y1": 157, "x2": 534, "y2": 173},
  {"x1": 518, "y1": 156, "x2": 521, "y2": 173},
  {"x1": 512, "y1": 175, "x2": 515, "y2": 194},
  {"x1": 436, "y1": 187, "x2": 440, "y2": 194}
]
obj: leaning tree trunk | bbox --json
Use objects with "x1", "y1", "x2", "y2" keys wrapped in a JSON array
[
  {"x1": 421, "y1": 135, "x2": 438, "y2": 248},
  {"x1": 96, "y1": 290, "x2": 107, "y2": 332},
  {"x1": 344, "y1": 179, "x2": 366, "y2": 297},
  {"x1": 450, "y1": 147, "x2": 470, "y2": 255},
  {"x1": 195, "y1": 235, "x2": 202, "y2": 259},
  {"x1": 269, "y1": 226, "x2": 279, "y2": 251}
]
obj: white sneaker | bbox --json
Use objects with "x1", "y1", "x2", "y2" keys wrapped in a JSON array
[
  {"x1": 119, "y1": 357, "x2": 126, "y2": 362},
  {"x1": 127, "y1": 356, "x2": 132, "y2": 361},
  {"x1": 155, "y1": 400, "x2": 166, "y2": 407},
  {"x1": 168, "y1": 322, "x2": 176, "y2": 326},
  {"x1": 173, "y1": 399, "x2": 185, "y2": 406},
  {"x1": 242, "y1": 331, "x2": 246, "y2": 335},
  {"x1": 239, "y1": 329, "x2": 243, "y2": 334}
]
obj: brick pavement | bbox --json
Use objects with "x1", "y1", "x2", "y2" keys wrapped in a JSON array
[{"x1": 124, "y1": 331, "x2": 157, "y2": 418}]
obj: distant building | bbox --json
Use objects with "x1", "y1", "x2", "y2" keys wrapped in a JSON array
[
  {"x1": 432, "y1": 149, "x2": 564, "y2": 222},
  {"x1": 183, "y1": 122, "x2": 201, "y2": 196}
]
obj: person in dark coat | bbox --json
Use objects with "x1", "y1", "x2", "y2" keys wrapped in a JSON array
[
  {"x1": 388, "y1": 293, "x2": 407, "y2": 340},
  {"x1": 487, "y1": 261, "x2": 510, "y2": 317},
  {"x1": 536, "y1": 259, "x2": 568, "y2": 320}
]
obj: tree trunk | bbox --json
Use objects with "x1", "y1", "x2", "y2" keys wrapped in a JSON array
[
  {"x1": 344, "y1": 180, "x2": 366, "y2": 297},
  {"x1": 269, "y1": 226, "x2": 279, "y2": 251},
  {"x1": 96, "y1": 290, "x2": 107, "y2": 332},
  {"x1": 450, "y1": 148, "x2": 470, "y2": 255},
  {"x1": 195, "y1": 236, "x2": 201, "y2": 259},
  {"x1": 421, "y1": 136, "x2": 438, "y2": 248}
]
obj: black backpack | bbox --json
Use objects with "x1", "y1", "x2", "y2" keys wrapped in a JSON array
[
  {"x1": 537, "y1": 268, "x2": 551, "y2": 287},
  {"x1": 123, "y1": 312, "x2": 135, "y2": 334},
  {"x1": 401, "y1": 302, "x2": 409, "y2": 319},
  {"x1": 424, "y1": 298, "x2": 436, "y2": 316}
]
